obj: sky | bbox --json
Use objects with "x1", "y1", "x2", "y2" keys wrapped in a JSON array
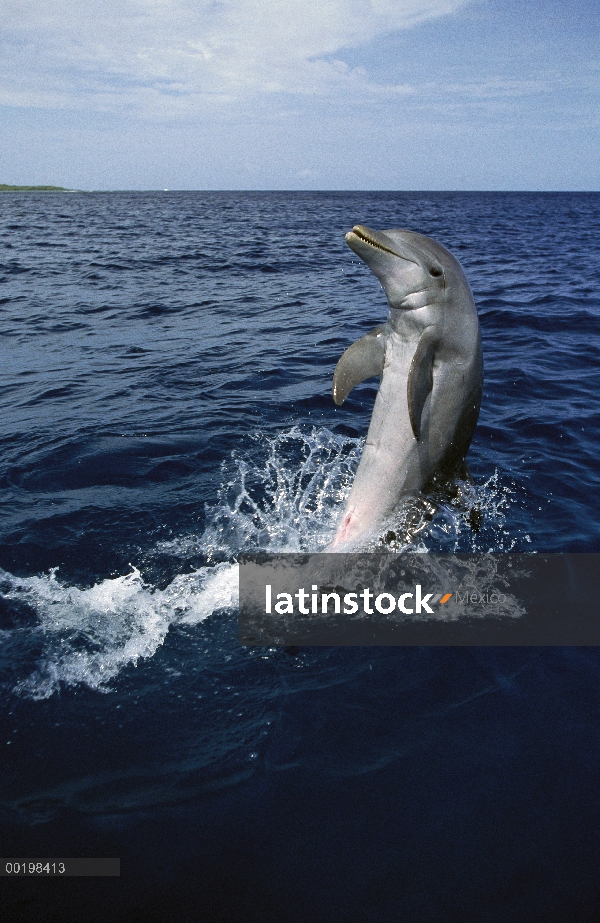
[{"x1": 1, "y1": 0, "x2": 599, "y2": 190}]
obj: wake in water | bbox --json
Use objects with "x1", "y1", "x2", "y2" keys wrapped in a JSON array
[
  {"x1": 0, "y1": 427, "x2": 524, "y2": 698},
  {"x1": 0, "y1": 564, "x2": 238, "y2": 699}
]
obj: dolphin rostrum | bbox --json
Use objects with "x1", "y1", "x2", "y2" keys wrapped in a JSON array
[{"x1": 329, "y1": 225, "x2": 483, "y2": 548}]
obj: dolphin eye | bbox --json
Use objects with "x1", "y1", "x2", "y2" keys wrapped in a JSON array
[{"x1": 429, "y1": 267, "x2": 442, "y2": 277}]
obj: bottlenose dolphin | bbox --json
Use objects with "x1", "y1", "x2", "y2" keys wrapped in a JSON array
[{"x1": 329, "y1": 225, "x2": 483, "y2": 548}]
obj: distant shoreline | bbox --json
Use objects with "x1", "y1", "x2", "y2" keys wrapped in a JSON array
[{"x1": 0, "y1": 184, "x2": 70, "y2": 192}]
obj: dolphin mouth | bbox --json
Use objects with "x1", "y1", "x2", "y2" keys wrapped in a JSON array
[
  {"x1": 346, "y1": 225, "x2": 418, "y2": 265},
  {"x1": 349, "y1": 226, "x2": 398, "y2": 256}
]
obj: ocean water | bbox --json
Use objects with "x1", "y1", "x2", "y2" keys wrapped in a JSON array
[{"x1": 1, "y1": 191, "x2": 599, "y2": 922}]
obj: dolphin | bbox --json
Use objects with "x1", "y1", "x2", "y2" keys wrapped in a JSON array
[{"x1": 329, "y1": 224, "x2": 483, "y2": 548}]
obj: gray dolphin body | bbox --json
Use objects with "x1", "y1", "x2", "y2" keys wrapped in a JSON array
[{"x1": 329, "y1": 225, "x2": 483, "y2": 548}]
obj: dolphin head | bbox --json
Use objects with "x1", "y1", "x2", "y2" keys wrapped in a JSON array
[{"x1": 345, "y1": 225, "x2": 451, "y2": 310}]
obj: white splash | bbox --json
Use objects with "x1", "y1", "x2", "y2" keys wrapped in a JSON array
[
  {"x1": 0, "y1": 426, "x2": 521, "y2": 698},
  {"x1": 2, "y1": 563, "x2": 239, "y2": 700}
]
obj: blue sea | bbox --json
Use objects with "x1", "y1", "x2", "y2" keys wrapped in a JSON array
[{"x1": 1, "y1": 191, "x2": 599, "y2": 922}]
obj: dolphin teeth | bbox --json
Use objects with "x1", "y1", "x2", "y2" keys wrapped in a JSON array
[{"x1": 354, "y1": 229, "x2": 397, "y2": 257}]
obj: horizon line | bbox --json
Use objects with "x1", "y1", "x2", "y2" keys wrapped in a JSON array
[{"x1": 2, "y1": 187, "x2": 599, "y2": 194}]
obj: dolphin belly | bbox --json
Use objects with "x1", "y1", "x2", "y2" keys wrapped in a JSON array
[{"x1": 331, "y1": 345, "x2": 424, "y2": 546}]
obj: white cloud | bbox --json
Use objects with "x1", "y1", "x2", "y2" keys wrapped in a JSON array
[{"x1": 0, "y1": 0, "x2": 472, "y2": 114}]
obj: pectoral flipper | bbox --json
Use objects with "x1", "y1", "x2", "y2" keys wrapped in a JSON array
[
  {"x1": 407, "y1": 326, "x2": 438, "y2": 441},
  {"x1": 332, "y1": 324, "x2": 386, "y2": 406}
]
